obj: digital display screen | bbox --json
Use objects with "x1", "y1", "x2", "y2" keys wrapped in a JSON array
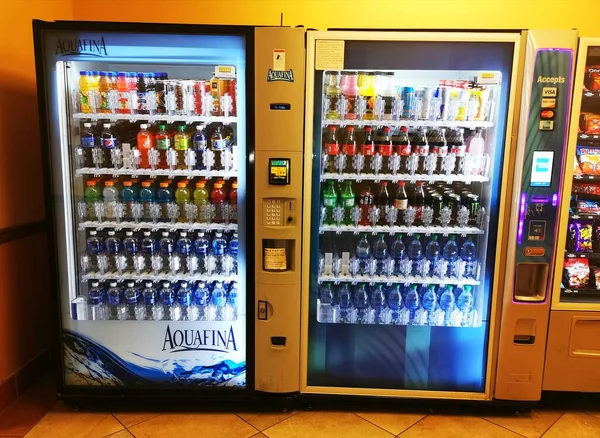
[
  {"x1": 530, "y1": 151, "x2": 554, "y2": 187},
  {"x1": 269, "y1": 158, "x2": 290, "y2": 185}
]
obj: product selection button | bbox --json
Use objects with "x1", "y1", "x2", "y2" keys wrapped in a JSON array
[{"x1": 524, "y1": 247, "x2": 545, "y2": 257}]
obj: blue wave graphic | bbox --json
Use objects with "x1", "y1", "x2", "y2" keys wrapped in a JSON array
[{"x1": 63, "y1": 331, "x2": 246, "y2": 387}]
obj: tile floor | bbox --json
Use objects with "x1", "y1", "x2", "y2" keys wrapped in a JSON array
[{"x1": 3, "y1": 377, "x2": 600, "y2": 437}]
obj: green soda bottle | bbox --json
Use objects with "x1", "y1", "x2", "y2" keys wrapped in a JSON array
[
  {"x1": 84, "y1": 180, "x2": 102, "y2": 220},
  {"x1": 340, "y1": 180, "x2": 355, "y2": 225},
  {"x1": 174, "y1": 181, "x2": 191, "y2": 222},
  {"x1": 322, "y1": 180, "x2": 338, "y2": 225}
]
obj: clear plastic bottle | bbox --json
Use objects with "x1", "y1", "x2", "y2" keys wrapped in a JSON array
[
  {"x1": 390, "y1": 235, "x2": 405, "y2": 274},
  {"x1": 102, "y1": 180, "x2": 119, "y2": 221},
  {"x1": 87, "y1": 281, "x2": 107, "y2": 321},
  {"x1": 334, "y1": 283, "x2": 354, "y2": 323},
  {"x1": 422, "y1": 284, "x2": 438, "y2": 325},
  {"x1": 227, "y1": 232, "x2": 239, "y2": 276},
  {"x1": 210, "y1": 124, "x2": 229, "y2": 171},
  {"x1": 159, "y1": 231, "x2": 176, "y2": 274},
  {"x1": 226, "y1": 281, "x2": 239, "y2": 321},
  {"x1": 373, "y1": 234, "x2": 388, "y2": 276},
  {"x1": 387, "y1": 284, "x2": 403, "y2": 325},
  {"x1": 460, "y1": 237, "x2": 477, "y2": 278},
  {"x1": 210, "y1": 281, "x2": 227, "y2": 321},
  {"x1": 123, "y1": 281, "x2": 143, "y2": 320},
  {"x1": 121, "y1": 181, "x2": 137, "y2": 220},
  {"x1": 192, "y1": 124, "x2": 208, "y2": 170},
  {"x1": 442, "y1": 235, "x2": 459, "y2": 277},
  {"x1": 177, "y1": 231, "x2": 193, "y2": 273},
  {"x1": 140, "y1": 231, "x2": 156, "y2": 272},
  {"x1": 212, "y1": 232, "x2": 227, "y2": 275},
  {"x1": 194, "y1": 281, "x2": 211, "y2": 321},
  {"x1": 424, "y1": 235, "x2": 441, "y2": 276},
  {"x1": 404, "y1": 284, "x2": 420, "y2": 324},
  {"x1": 407, "y1": 234, "x2": 423, "y2": 276},
  {"x1": 194, "y1": 232, "x2": 210, "y2": 274},
  {"x1": 100, "y1": 123, "x2": 118, "y2": 167},
  {"x1": 439, "y1": 284, "x2": 456, "y2": 326},
  {"x1": 106, "y1": 281, "x2": 126, "y2": 321},
  {"x1": 317, "y1": 282, "x2": 334, "y2": 323},
  {"x1": 83, "y1": 230, "x2": 103, "y2": 273},
  {"x1": 354, "y1": 283, "x2": 370, "y2": 324},
  {"x1": 104, "y1": 230, "x2": 121, "y2": 272},
  {"x1": 172, "y1": 281, "x2": 193, "y2": 321},
  {"x1": 369, "y1": 284, "x2": 386, "y2": 324},
  {"x1": 174, "y1": 125, "x2": 190, "y2": 170},
  {"x1": 356, "y1": 233, "x2": 371, "y2": 275},
  {"x1": 122, "y1": 231, "x2": 138, "y2": 273},
  {"x1": 158, "y1": 281, "x2": 175, "y2": 321},
  {"x1": 457, "y1": 285, "x2": 474, "y2": 326},
  {"x1": 141, "y1": 281, "x2": 161, "y2": 321}
]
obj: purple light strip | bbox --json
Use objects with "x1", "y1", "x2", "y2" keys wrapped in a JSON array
[
  {"x1": 517, "y1": 193, "x2": 527, "y2": 245},
  {"x1": 552, "y1": 193, "x2": 558, "y2": 207}
]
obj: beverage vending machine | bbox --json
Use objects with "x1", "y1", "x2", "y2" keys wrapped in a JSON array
[
  {"x1": 33, "y1": 20, "x2": 306, "y2": 402},
  {"x1": 299, "y1": 30, "x2": 576, "y2": 400}
]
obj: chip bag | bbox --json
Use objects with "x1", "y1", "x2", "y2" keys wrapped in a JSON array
[
  {"x1": 576, "y1": 146, "x2": 600, "y2": 175},
  {"x1": 564, "y1": 258, "x2": 590, "y2": 288}
]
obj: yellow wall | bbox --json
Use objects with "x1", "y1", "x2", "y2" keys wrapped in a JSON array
[{"x1": 71, "y1": 0, "x2": 599, "y2": 36}]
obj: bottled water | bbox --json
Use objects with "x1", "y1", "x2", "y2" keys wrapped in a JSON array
[
  {"x1": 226, "y1": 232, "x2": 239, "y2": 276},
  {"x1": 194, "y1": 232, "x2": 210, "y2": 274},
  {"x1": 210, "y1": 281, "x2": 227, "y2": 321},
  {"x1": 177, "y1": 232, "x2": 193, "y2": 274},
  {"x1": 87, "y1": 281, "x2": 107, "y2": 321},
  {"x1": 373, "y1": 234, "x2": 388, "y2": 276},
  {"x1": 460, "y1": 237, "x2": 477, "y2": 278},
  {"x1": 457, "y1": 285, "x2": 474, "y2": 326},
  {"x1": 424, "y1": 235, "x2": 440, "y2": 276},
  {"x1": 122, "y1": 231, "x2": 139, "y2": 273},
  {"x1": 354, "y1": 283, "x2": 370, "y2": 324},
  {"x1": 439, "y1": 285, "x2": 456, "y2": 326},
  {"x1": 141, "y1": 281, "x2": 161, "y2": 321},
  {"x1": 158, "y1": 281, "x2": 175, "y2": 321},
  {"x1": 421, "y1": 284, "x2": 438, "y2": 325},
  {"x1": 390, "y1": 235, "x2": 405, "y2": 274},
  {"x1": 82, "y1": 230, "x2": 103, "y2": 273},
  {"x1": 123, "y1": 281, "x2": 142, "y2": 320},
  {"x1": 194, "y1": 281, "x2": 211, "y2": 321},
  {"x1": 404, "y1": 284, "x2": 420, "y2": 324},
  {"x1": 369, "y1": 284, "x2": 386, "y2": 324},
  {"x1": 140, "y1": 231, "x2": 156, "y2": 273},
  {"x1": 356, "y1": 234, "x2": 371, "y2": 275},
  {"x1": 387, "y1": 284, "x2": 403, "y2": 324},
  {"x1": 317, "y1": 282, "x2": 334, "y2": 323},
  {"x1": 407, "y1": 234, "x2": 423, "y2": 276},
  {"x1": 106, "y1": 281, "x2": 126, "y2": 321},
  {"x1": 159, "y1": 231, "x2": 176, "y2": 274},
  {"x1": 104, "y1": 230, "x2": 121, "y2": 273},
  {"x1": 334, "y1": 283, "x2": 354, "y2": 323},
  {"x1": 226, "y1": 281, "x2": 238, "y2": 321},
  {"x1": 212, "y1": 232, "x2": 227, "y2": 275},
  {"x1": 172, "y1": 281, "x2": 194, "y2": 321},
  {"x1": 442, "y1": 235, "x2": 459, "y2": 277}
]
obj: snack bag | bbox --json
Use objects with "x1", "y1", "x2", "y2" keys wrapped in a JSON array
[
  {"x1": 594, "y1": 267, "x2": 600, "y2": 290},
  {"x1": 564, "y1": 258, "x2": 590, "y2": 288},
  {"x1": 576, "y1": 146, "x2": 600, "y2": 175},
  {"x1": 572, "y1": 221, "x2": 594, "y2": 252},
  {"x1": 573, "y1": 183, "x2": 600, "y2": 196},
  {"x1": 577, "y1": 200, "x2": 600, "y2": 215},
  {"x1": 585, "y1": 66, "x2": 600, "y2": 91},
  {"x1": 585, "y1": 113, "x2": 600, "y2": 135}
]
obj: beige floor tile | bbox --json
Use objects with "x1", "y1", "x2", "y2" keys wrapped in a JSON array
[
  {"x1": 236, "y1": 411, "x2": 298, "y2": 431},
  {"x1": 104, "y1": 430, "x2": 134, "y2": 438},
  {"x1": 112, "y1": 412, "x2": 161, "y2": 428},
  {"x1": 542, "y1": 411, "x2": 600, "y2": 438},
  {"x1": 482, "y1": 409, "x2": 564, "y2": 438},
  {"x1": 129, "y1": 413, "x2": 258, "y2": 438},
  {"x1": 399, "y1": 415, "x2": 522, "y2": 437},
  {"x1": 355, "y1": 412, "x2": 426, "y2": 435},
  {"x1": 263, "y1": 411, "x2": 393, "y2": 438},
  {"x1": 24, "y1": 405, "x2": 124, "y2": 438}
]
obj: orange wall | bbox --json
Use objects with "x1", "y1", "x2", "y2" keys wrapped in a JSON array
[
  {"x1": 71, "y1": 0, "x2": 600, "y2": 36},
  {"x1": 0, "y1": 0, "x2": 72, "y2": 383}
]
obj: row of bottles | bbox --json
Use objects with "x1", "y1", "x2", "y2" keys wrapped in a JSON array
[
  {"x1": 80, "y1": 177, "x2": 237, "y2": 224},
  {"x1": 321, "y1": 125, "x2": 488, "y2": 177},
  {"x1": 75, "y1": 279, "x2": 238, "y2": 322},
  {"x1": 319, "y1": 233, "x2": 479, "y2": 280},
  {"x1": 81, "y1": 229, "x2": 238, "y2": 277},
  {"x1": 321, "y1": 179, "x2": 482, "y2": 228},
  {"x1": 76, "y1": 121, "x2": 234, "y2": 172},
  {"x1": 317, "y1": 282, "x2": 478, "y2": 327}
]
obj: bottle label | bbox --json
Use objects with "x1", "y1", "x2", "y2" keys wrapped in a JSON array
[
  {"x1": 175, "y1": 137, "x2": 189, "y2": 151},
  {"x1": 156, "y1": 138, "x2": 171, "y2": 150},
  {"x1": 342, "y1": 143, "x2": 357, "y2": 156},
  {"x1": 326, "y1": 142, "x2": 340, "y2": 155},
  {"x1": 264, "y1": 248, "x2": 287, "y2": 271},
  {"x1": 393, "y1": 199, "x2": 408, "y2": 209},
  {"x1": 323, "y1": 197, "x2": 336, "y2": 207},
  {"x1": 343, "y1": 197, "x2": 355, "y2": 208},
  {"x1": 378, "y1": 144, "x2": 393, "y2": 157},
  {"x1": 137, "y1": 92, "x2": 147, "y2": 111},
  {"x1": 416, "y1": 145, "x2": 429, "y2": 156},
  {"x1": 102, "y1": 136, "x2": 116, "y2": 149},
  {"x1": 212, "y1": 139, "x2": 227, "y2": 151},
  {"x1": 361, "y1": 144, "x2": 374, "y2": 156},
  {"x1": 80, "y1": 91, "x2": 93, "y2": 113},
  {"x1": 451, "y1": 145, "x2": 467, "y2": 157},
  {"x1": 399, "y1": 144, "x2": 412, "y2": 157},
  {"x1": 433, "y1": 145, "x2": 448, "y2": 157},
  {"x1": 118, "y1": 91, "x2": 129, "y2": 110},
  {"x1": 100, "y1": 91, "x2": 110, "y2": 111},
  {"x1": 81, "y1": 135, "x2": 96, "y2": 148},
  {"x1": 194, "y1": 139, "x2": 208, "y2": 151},
  {"x1": 415, "y1": 205, "x2": 423, "y2": 219}
]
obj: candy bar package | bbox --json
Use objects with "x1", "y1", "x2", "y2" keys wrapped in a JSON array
[
  {"x1": 567, "y1": 221, "x2": 594, "y2": 252},
  {"x1": 564, "y1": 257, "x2": 590, "y2": 288},
  {"x1": 576, "y1": 146, "x2": 600, "y2": 175},
  {"x1": 573, "y1": 183, "x2": 600, "y2": 196},
  {"x1": 577, "y1": 199, "x2": 600, "y2": 215}
]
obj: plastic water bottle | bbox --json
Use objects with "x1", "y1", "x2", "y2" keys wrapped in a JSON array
[
  {"x1": 387, "y1": 284, "x2": 403, "y2": 324},
  {"x1": 460, "y1": 237, "x2": 477, "y2": 278},
  {"x1": 122, "y1": 231, "x2": 138, "y2": 273},
  {"x1": 404, "y1": 284, "x2": 420, "y2": 324},
  {"x1": 356, "y1": 234, "x2": 371, "y2": 275},
  {"x1": 354, "y1": 283, "x2": 370, "y2": 324},
  {"x1": 334, "y1": 283, "x2": 353, "y2": 323},
  {"x1": 374, "y1": 234, "x2": 388, "y2": 276},
  {"x1": 158, "y1": 282, "x2": 175, "y2": 321},
  {"x1": 422, "y1": 284, "x2": 438, "y2": 325},
  {"x1": 83, "y1": 230, "x2": 103, "y2": 273},
  {"x1": 318, "y1": 282, "x2": 334, "y2": 323},
  {"x1": 172, "y1": 281, "x2": 194, "y2": 321},
  {"x1": 177, "y1": 232, "x2": 193, "y2": 273},
  {"x1": 424, "y1": 235, "x2": 440, "y2": 276},
  {"x1": 442, "y1": 235, "x2": 459, "y2": 277},
  {"x1": 159, "y1": 231, "x2": 176, "y2": 274},
  {"x1": 141, "y1": 281, "x2": 161, "y2": 321},
  {"x1": 123, "y1": 281, "x2": 142, "y2": 320},
  {"x1": 212, "y1": 232, "x2": 227, "y2": 275},
  {"x1": 194, "y1": 281, "x2": 211, "y2": 321},
  {"x1": 439, "y1": 285, "x2": 456, "y2": 326},
  {"x1": 194, "y1": 232, "x2": 210, "y2": 274},
  {"x1": 407, "y1": 234, "x2": 423, "y2": 276},
  {"x1": 227, "y1": 232, "x2": 239, "y2": 276},
  {"x1": 87, "y1": 281, "x2": 107, "y2": 321},
  {"x1": 106, "y1": 281, "x2": 126, "y2": 321},
  {"x1": 226, "y1": 281, "x2": 238, "y2": 321},
  {"x1": 370, "y1": 284, "x2": 386, "y2": 324},
  {"x1": 104, "y1": 230, "x2": 121, "y2": 272},
  {"x1": 140, "y1": 231, "x2": 156, "y2": 273},
  {"x1": 210, "y1": 281, "x2": 227, "y2": 321},
  {"x1": 390, "y1": 235, "x2": 405, "y2": 274},
  {"x1": 457, "y1": 285, "x2": 474, "y2": 326}
]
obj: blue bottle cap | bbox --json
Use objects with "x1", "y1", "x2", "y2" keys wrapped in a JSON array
[
  {"x1": 91, "y1": 70, "x2": 100, "y2": 75},
  {"x1": 99, "y1": 71, "x2": 108, "y2": 77},
  {"x1": 80, "y1": 70, "x2": 88, "y2": 75}
]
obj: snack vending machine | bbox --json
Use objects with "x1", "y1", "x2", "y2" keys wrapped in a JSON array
[
  {"x1": 33, "y1": 20, "x2": 306, "y2": 402},
  {"x1": 300, "y1": 30, "x2": 576, "y2": 400},
  {"x1": 543, "y1": 39, "x2": 600, "y2": 393}
]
